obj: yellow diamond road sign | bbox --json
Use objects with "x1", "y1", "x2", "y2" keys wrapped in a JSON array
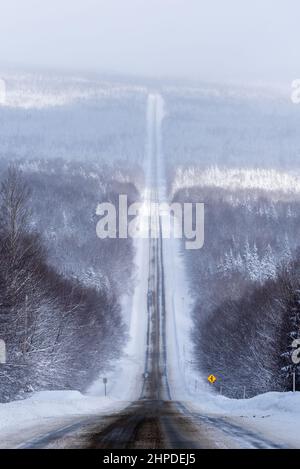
[{"x1": 207, "y1": 374, "x2": 217, "y2": 384}]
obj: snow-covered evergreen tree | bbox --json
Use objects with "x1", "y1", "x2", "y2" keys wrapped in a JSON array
[
  {"x1": 281, "y1": 233, "x2": 292, "y2": 265},
  {"x1": 261, "y1": 244, "x2": 277, "y2": 281}
]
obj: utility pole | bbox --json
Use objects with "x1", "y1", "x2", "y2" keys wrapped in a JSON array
[
  {"x1": 243, "y1": 386, "x2": 246, "y2": 399},
  {"x1": 293, "y1": 372, "x2": 296, "y2": 393}
]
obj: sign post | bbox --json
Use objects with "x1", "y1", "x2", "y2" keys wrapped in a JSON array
[{"x1": 103, "y1": 377, "x2": 108, "y2": 396}]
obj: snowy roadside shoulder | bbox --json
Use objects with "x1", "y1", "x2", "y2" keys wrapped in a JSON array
[
  {"x1": 186, "y1": 391, "x2": 300, "y2": 448},
  {"x1": 0, "y1": 390, "x2": 128, "y2": 448}
]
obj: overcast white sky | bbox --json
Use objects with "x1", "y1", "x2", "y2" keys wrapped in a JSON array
[{"x1": 0, "y1": 0, "x2": 299, "y2": 83}]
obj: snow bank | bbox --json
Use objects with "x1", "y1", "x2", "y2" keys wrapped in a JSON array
[
  {"x1": 188, "y1": 390, "x2": 300, "y2": 415},
  {"x1": 0, "y1": 390, "x2": 127, "y2": 448},
  {"x1": 221, "y1": 391, "x2": 300, "y2": 415},
  {"x1": 186, "y1": 391, "x2": 300, "y2": 448},
  {"x1": 163, "y1": 234, "x2": 202, "y2": 399}
]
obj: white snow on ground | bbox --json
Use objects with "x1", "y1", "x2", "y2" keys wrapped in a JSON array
[
  {"x1": 88, "y1": 235, "x2": 150, "y2": 401},
  {"x1": 185, "y1": 391, "x2": 300, "y2": 449},
  {"x1": 0, "y1": 391, "x2": 126, "y2": 448},
  {"x1": 163, "y1": 225, "x2": 300, "y2": 448},
  {"x1": 163, "y1": 234, "x2": 201, "y2": 399}
]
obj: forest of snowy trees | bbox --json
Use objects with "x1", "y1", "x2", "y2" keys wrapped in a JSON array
[
  {"x1": 198, "y1": 256, "x2": 300, "y2": 397},
  {"x1": 0, "y1": 160, "x2": 140, "y2": 402},
  {"x1": 164, "y1": 90, "x2": 300, "y2": 398},
  {"x1": 0, "y1": 75, "x2": 146, "y2": 403},
  {"x1": 172, "y1": 180, "x2": 300, "y2": 397},
  {"x1": 163, "y1": 89, "x2": 300, "y2": 170}
]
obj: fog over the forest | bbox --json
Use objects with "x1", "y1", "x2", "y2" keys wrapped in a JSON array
[{"x1": 0, "y1": 0, "x2": 299, "y2": 84}]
